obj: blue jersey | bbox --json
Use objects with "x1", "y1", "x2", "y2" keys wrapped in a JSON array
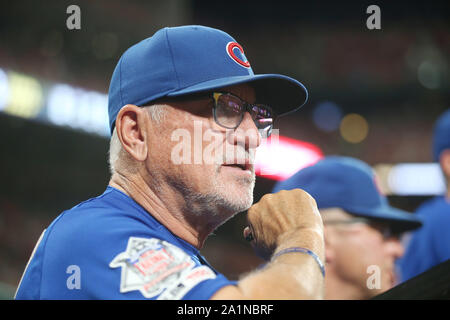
[
  {"x1": 15, "y1": 186, "x2": 234, "y2": 299},
  {"x1": 399, "y1": 196, "x2": 450, "y2": 282}
]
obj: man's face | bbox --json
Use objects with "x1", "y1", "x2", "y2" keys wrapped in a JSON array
[
  {"x1": 144, "y1": 84, "x2": 260, "y2": 223},
  {"x1": 323, "y1": 209, "x2": 405, "y2": 299}
]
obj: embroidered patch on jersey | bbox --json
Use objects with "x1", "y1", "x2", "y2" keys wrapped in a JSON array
[
  {"x1": 157, "y1": 265, "x2": 216, "y2": 300},
  {"x1": 110, "y1": 237, "x2": 198, "y2": 298}
]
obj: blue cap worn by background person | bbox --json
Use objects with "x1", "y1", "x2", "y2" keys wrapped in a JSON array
[
  {"x1": 273, "y1": 156, "x2": 422, "y2": 232},
  {"x1": 107, "y1": 25, "x2": 308, "y2": 133},
  {"x1": 433, "y1": 109, "x2": 450, "y2": 162}
]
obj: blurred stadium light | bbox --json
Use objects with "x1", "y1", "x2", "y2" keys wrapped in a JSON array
[
  {"x1": 375, "y1": 163, "x2": 446, "y2": 196},
  {"x1": 312, "y1": 101, "x2": 343, "y2": 132},
  {"x1": 0, "y1": 69, "x2": 43, "y2": 119},
  {"x1": 0, "y1": 68, "x2": 110, "y2": 137},
  {"x1": 47, "y1": 84, "x2": 109, "y2": 136},
  {"x1": 339, "y1": 113, "x2": 370, "y2": 144},
  {"x1": 255, "y1": 135, "x2": 324, "y2": 180}
]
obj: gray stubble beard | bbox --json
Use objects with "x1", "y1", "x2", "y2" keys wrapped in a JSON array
[{"x1": 175, "y1": 164, "x2": 255, "y2": 229}]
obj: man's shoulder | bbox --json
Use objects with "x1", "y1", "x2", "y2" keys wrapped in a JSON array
[
  {"x1": 409, "y1": 196, "x2": 450, "y2": 243},
  {"x1": 53, "y1": 187, "x2": 151, "y2": 230},
  {"x1": 42, "y1": 187, "x2": 161, "y2": 259},
  {"x1": 67, "y1": 186, "x2": 132, "y2": 213},
  {"x1": 416, "y1": 196, "x2": 450, "y2": 215}
]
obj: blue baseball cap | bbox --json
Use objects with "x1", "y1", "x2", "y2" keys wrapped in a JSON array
[
  {"x1": 273, "y1": 156, "x2": 422, "y2": 232},
  {"x1": 433, "y1": 109, "x2": 450, "y2": 162},
  {"x1": 107, "y1": 25, "x2": 308, "y2": 133}
]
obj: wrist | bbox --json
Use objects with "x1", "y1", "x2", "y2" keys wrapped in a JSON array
[
  {"x1": 271, "y1": 247, "x2": 326, "y2": 277},
  {"x1": 277, "y1": 227, "x2": 324, "y2": 254}
]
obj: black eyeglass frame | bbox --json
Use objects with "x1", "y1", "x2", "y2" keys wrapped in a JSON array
[
  {"x1": 211, "y1": 91, "x2": 277, "y2": 137},
  {"x1": 147, "y1": 91, "x2": 278, "y2": 137}
]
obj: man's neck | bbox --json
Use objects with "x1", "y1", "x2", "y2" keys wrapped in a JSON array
[{"x1": 108, "y1": 171, "x2": 212, "y2": 249}]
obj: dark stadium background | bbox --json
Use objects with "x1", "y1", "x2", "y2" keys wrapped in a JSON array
[{"x1": 0, "y1": 0, "x2": 448, "y2": 298}]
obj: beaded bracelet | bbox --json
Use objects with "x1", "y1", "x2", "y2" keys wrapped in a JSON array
[{"x1": 271, "y1": 247, "x2": 325, "y2": 277}]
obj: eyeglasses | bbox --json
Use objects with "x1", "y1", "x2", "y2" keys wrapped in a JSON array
[
  {"x1": 324, "y1": 218, "x2": 401, "y2": 240},
  {"x1": 211, "y1": 92, "x2": 276, "y2": 137}
]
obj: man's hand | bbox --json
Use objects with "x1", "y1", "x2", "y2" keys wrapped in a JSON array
[
  {"x1": 244, "y1": 189, "x2": 324, "y2": 260},
  {"x1": 212, "y1": 189, "x2": 325, "y2": 300}
]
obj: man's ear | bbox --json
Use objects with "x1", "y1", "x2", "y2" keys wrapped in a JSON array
[
  {"x1": 115, "y1": 104, "x2": 149, "y2": 162},
  {"x1": 440, "y1": 149, "x2": 450, "y2": 180}
]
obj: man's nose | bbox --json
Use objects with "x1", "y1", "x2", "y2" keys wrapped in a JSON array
[
  {"x1": 385, "y1": 237, "x2": 405, "y2": 260},
  {"x1": 227, "y1": 112, "x2": 262, "y2": 150}
]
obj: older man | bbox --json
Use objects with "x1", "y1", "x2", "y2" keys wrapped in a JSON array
[
  {"x1": 15, "y1": 25, "x2": 325, "y2": 300},
  {"x1": 273, "y1": 156, "x2": 422, "y2": 299}
]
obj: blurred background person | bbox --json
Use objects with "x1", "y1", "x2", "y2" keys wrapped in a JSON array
[
  {"x1": 273, "y1": 156, "x2": 422, "y2": 299},
  {"x1": 399, "y1": 109, "x2": 450, "y2": 282}
]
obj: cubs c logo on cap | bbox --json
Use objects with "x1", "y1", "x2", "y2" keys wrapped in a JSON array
[{"x1": 226, "y1": 42, "x2": 251, "y2": 68}]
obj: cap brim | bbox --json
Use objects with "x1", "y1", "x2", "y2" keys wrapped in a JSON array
[
  {"x1": 345, "y1": 205, "x2": 423, "y2": 233},
  {"x1": 166, "y1": 74, "x2": 308, "y2": 117}
]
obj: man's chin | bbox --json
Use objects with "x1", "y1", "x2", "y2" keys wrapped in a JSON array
[
  {"x1": 230, "y1": 181, "x2": 255, "y2": 207},
  {"x1": 216, "y1": 185, "x2": 254, "y2": 213},
  {"x1": 210, "y1": 169, "x2": 255, "y2": 213}
]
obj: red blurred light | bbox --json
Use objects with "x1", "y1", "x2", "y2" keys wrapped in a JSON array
[{"x1": 255, "y1": 135, "x2": 323, "y2": 180}]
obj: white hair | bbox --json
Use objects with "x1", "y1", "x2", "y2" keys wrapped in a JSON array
[{"x1": 108, "y1": 105, "x2": 166, "y2": 175}]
